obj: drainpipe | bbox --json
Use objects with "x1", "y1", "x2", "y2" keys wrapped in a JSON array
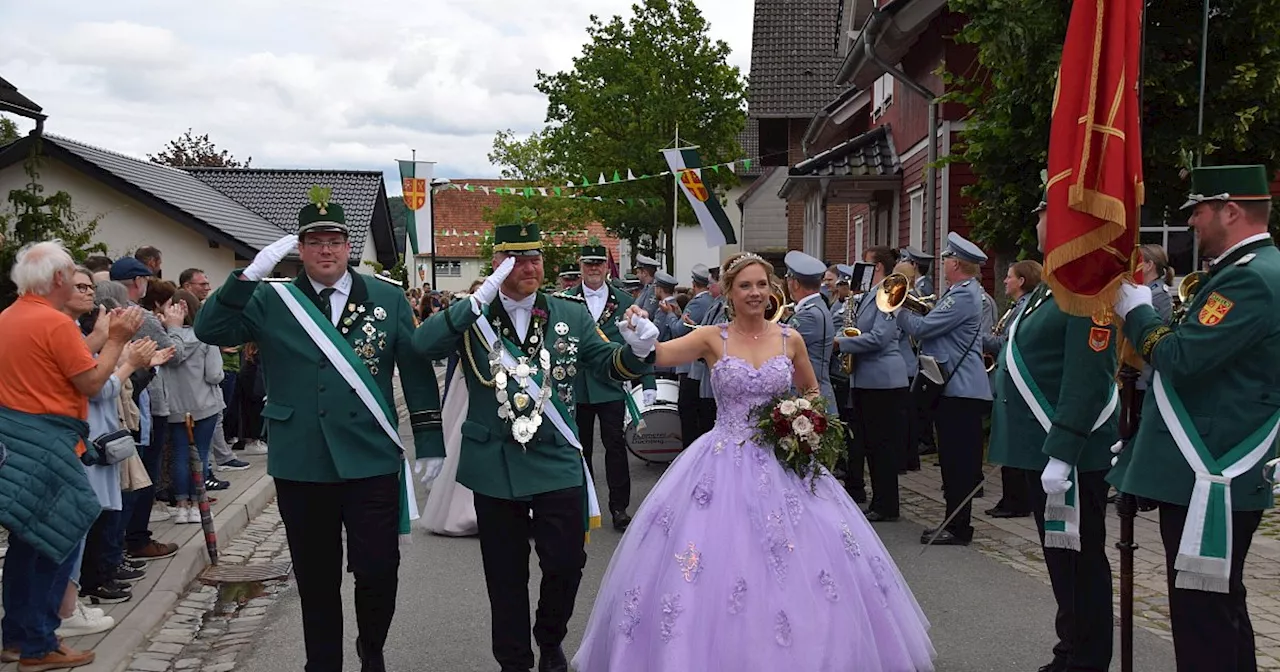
[{"x1": 863, "y1": 11, "x2": 940, "y2": 271}]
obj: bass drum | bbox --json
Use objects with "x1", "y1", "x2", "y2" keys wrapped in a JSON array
[{"x1": 625, "y1": 379, "x2": 683, "y2": 464}]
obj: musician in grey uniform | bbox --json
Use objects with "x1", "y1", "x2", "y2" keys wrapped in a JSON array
[
  {"x1": 892, "y1": 232, "x2": 993, "y2": 546},
  {"x1": 829, "y1": 263, "x2": 857, "y2": 491},
  {"x1": 670, "y1": 264, "x2": 714, "y2": 447},
  {"x1": 690, "y1": 266, "x2": 725, "y2": 436},
  {"x1": 783, "y1": 251, "x2": 837, "y2": 410},
  {"x1": 903, "y1": 246, "x2": 935, "y2": 297},
  {"x1": 650, "y1": 270, "x2": 680, "y2": 378},
  {"x1": 835, "y1": 246, "x2": 908, "y2": 521},
  {"x1": 633, "y1": 255, "x2": 660, "y2": 317}
]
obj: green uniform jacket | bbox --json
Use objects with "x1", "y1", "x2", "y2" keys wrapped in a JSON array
[
  {"x1": 558, "y1": 283, "x2": 655, "y2": 405},
  {"x1": 988, "y1": 285, "x2": 1119, "y2": 472},
  {"x1": 413, "y1": 292, "x2": 653, "y2": 500},
  {"x1": 194, "y1": 271, "x2": 444, "y2": 483},
  {"x1": 1110, "y1": 238, "x2": 1280, "y2": 510}
]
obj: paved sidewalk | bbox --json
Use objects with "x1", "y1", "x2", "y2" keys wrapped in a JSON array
[
  {"x1": 899, "y1": 455, "x2": 1280, "y2": 670},
  {"x1": 0, "y1": 453, "x2": 276, "y2": 672}
]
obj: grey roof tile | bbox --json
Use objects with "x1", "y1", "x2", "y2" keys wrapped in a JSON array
[
  {"x1": 748, "y1": 0, "x2": 846, "y2": 119},
  {"x1": 188, "y1": 168, "x2": 386, "y2": 260},
  {"x1": 789, "y1": 125, "x2": 899, "y2": 177},
  {"x1": 45, "y1": 135, "x2": 289, "y2": 252},
  {"x1": 736, "y1": 118, "x2": 766, "y2": 177}
]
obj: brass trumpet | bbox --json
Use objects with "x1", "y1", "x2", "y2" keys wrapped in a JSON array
[
  {"x1": 876, "y1": 273, "x2": 936, "y2": 315},
  {"x1": 1172, "y1": 270, "x2": 1207, "y2": 324},
  {"x1": 767, "y1": 282, "x2": 792, "y2": 323}
]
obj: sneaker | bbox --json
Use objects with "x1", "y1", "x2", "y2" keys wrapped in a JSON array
[
  {"x1": 2, "y1": 648, "x2": 18, "y2": 664},
  {"x1": 81, "y1": 605, "x2": 106, "y2": 620},
  {"x1": 123, "y1": 558, "x2": 146, "y2": 570},
  {"x1": 243, "y1": 440, "x2": 268, "y2": 455},
  {"x1": 148, "y1": 507, "x2": 171, "y2": 523},
  {"x1": 80, "y1": 584, "x2": 131, "y2": 605},
  {"x1": 127, "y1": 541, "x2": 179, "y2": 561},
  {"x1": 56, "y1": 603, "x2": 116, "y2": 637},
  {"x1": 205, "y1": 476, "x2": 230, "y2": 491},
  {"x1": 113, "y1": 563, "x2": 146, "y2": 584},
  {"x1": 217, "y1": 459, "x2": 250, "y2": 472},
  {"x1": 17, "y1": 643, "x2": 94, "y2": 672}
]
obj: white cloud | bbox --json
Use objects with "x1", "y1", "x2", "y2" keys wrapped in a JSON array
[{"x1": 0, "y1": 0, "x2": 754, "y2": 187}]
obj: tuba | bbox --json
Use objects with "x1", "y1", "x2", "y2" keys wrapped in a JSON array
[
  {"x1": 1172, "y1": 271, "x2": 1207, "y2": 324},
  {"x1": 838, "y1": 295, "x2": 861, "y2": 375},
  {"x1": 766, "y1": 281, "x2": 793, "y2": 323},
  {"x1": 876, "y1": 273, "x2": 936, "y2": 315}
]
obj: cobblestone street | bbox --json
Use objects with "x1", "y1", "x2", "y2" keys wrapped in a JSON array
[{"x1": 899, "y1": 455, "x2": 1280, "y2": 670}]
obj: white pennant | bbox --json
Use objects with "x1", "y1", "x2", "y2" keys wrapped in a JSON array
[{"x1": 626, "y1": 168, "x2": 637, "y2": 181}]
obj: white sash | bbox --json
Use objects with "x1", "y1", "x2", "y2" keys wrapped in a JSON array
[{"x1": 271, "y1": 283, "x2": 418, "y2": 522}]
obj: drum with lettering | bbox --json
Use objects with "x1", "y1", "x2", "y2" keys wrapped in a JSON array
[{"x1": 625, "y1": 379, "x2": 683, "y2": 463}]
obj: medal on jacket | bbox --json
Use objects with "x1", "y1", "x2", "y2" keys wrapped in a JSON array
[{"x1": 490, "y1": 321, "x2": 552, "y2": 448}]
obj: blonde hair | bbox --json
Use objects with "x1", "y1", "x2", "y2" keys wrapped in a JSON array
[
  {"x1": 892, "y1": 261, "x2": 918, "y2": 283},
  {"x1": 720, "y1": 252, "x2": 775, "y2": 294}
]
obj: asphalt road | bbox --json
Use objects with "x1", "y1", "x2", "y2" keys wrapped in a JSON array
[{"x1": 233, "y1": 444, "x2": 1176, "y2": 672}]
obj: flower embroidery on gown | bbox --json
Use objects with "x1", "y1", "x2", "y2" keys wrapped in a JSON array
[{"x1": 572, "y1": 326, "x2": 936, "y2": 672}]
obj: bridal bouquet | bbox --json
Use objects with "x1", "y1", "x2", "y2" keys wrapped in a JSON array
[{"x1": 751, "y1": 395, "x2": 847, "y2": 491}]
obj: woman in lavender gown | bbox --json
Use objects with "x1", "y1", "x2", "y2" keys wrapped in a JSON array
[{"x1": 572, "y1": 253, "x2": 936, "y2": 672}]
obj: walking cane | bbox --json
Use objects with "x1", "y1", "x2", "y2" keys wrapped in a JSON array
[
  {"x1": 186, "y1": 413, "x2": 219, "y2": 565},
  {"x1": 1115, "y1": 365, "x2": 1141, "y2": 672}
]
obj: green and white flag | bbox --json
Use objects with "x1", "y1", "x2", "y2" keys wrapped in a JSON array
[
  {"x1": 397, "y1": 161, "x2": 435, "y2": 256},
  {"x1": 661, "y1": 147, "x2": 738, "y2": 247}
]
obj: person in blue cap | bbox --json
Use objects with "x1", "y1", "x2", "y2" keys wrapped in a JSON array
[
  {"x1": 890, "y1": 232, "x2": 993, "y2": 545},
  {"x1": 828, "y1": 262, "x2": 858, "y2": 488},
  {"x1": 669, "y1": 264, "x2": 715, "y2": 447},
  {"x1": 689, "y1": 265, "x2": 727, "y2": 437},
  {"x1": 632, "y1": 254, "x2": 661, "y2": 318},
  {"x1": 651, "y1": 270, "x2": 681, "y2": 379},
  {"x1": 902, "y1": 246, "x2": 935, "y2": 297},
  {"x1": 783, "y1": 250, "x2": 836, "y2": 410}
]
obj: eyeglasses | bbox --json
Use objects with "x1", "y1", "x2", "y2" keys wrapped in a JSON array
[
  {"x1": 74, "y1": 283, "x2": 95, "y2": 293},
  {"x1": 304, "y1": 240, "x2": 348, "y2": 250}
]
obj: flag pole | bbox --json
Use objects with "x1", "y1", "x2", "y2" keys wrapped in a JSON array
[
  {"x1": 671, "y1": 123, "x2": 680, "y2": 273},
  {"x1": 1196, "y1": 0, "x2": 1210, "y2": 166}
]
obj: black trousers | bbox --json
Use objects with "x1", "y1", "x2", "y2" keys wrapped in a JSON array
[
  {"x1": 677, "y1": 374, "x2": 705, "y2": 448},
  {"x1": 697, "y1": 395, "x2": 717, "y2": 436},
  {"x1": 577, "y1": 400, "x2": 631, "y2": 514},
  {"x1": 836, "y1": 381, "x2": 865, "y2": 498},
  {"x1": 933, "y1": 397, "x2": 989, "y2": 541},
  {"x1": 996, "y1": 467, "x2": 1033, "y2": 514},
  {"x1": 1159, "y1": 503, "x2": 1262, "y2": 672},
  {"x1": 474, "y1": 487, "x2": 587, "y2": 672},
  {"x1": 902, "y1": 377, "x2": 921, "y2": 471},
  {"x1": 914, "y1": 384, "x2": 938, "y2": 450},
  {"x1": 1027, "y1": 469, "x2": 1113, "y2": 671},
  {"x1": 79, "y1": 511, "x2": 114, "y2": 592},
  {"x1": 852, "y1": 387, "x2": 908, "y2": 517},
  {"x1": 276, "y1": 474, "x2": 401, "y2": 672}
]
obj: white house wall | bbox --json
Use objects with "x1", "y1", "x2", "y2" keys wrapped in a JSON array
[
  {"x1": 739, "y1": 168, "x2": 788, "y2": 252},
  {"x1": 0, "y1": 157, "x2": 239, "y2": 286}
]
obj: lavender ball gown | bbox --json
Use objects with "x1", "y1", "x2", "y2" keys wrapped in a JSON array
[{"x1": 572, "y1": 327, "x2": 936, "y2": 672}]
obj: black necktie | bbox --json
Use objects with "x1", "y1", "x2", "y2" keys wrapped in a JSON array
[{"x1": 319, "y1": 287, "x2": 336, "y2": 323}]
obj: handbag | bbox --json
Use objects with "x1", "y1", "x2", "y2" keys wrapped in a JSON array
[
  {"x1": 82, "y1": 428, "x2": 138, "y2": 466},
  {"x1": 911, "y1": 324, "x2": 981, "y2": 412}
]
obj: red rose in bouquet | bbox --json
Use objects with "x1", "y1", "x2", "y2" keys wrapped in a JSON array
[
  {"x1": 811, "y1": 412, "x2": 828, "y2": 434},
  {"x1": 774, "y1": 418, "x2": 791, "y2": 437}
]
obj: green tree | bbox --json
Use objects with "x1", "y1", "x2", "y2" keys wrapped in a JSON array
[
  {"x1": 0, "y1": 115, "x2": 19, "y2": 145},
  {"x1": 946, "y1": 0, "x2": 1280, "y2": 258},
  {"x1": 533, "y1": 0, "x2": 747, "y2": 272},
  {"x1": 0, "y1": 142, "x2": 107, "y2": 309},
  {"x1": 149, "y1": 128, "x2": 252, "y2": 168}
]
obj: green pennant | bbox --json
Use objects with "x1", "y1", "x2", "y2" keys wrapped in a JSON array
[
  {"x1": 710, "y1": 165, "x2": 720, "y2": 173},
  {"x1": 465, "y1": 184, "x2": 475, "y2": 192},
  {"x1": 626, "y1": 198, "x2": 635, "y2": 206},
  {"x1": 581, "y1": 176, "x2": 590, "y2": 187},
  {"x1": 524, "y1": 187, "x2": 534, "y2": 197},
  {"x1": 554, "y1": 187, "x2": 562, "y2": 197},
  {"x1": 743, "y1": 159, "x2": 752, "y2": 170},
  {"x1": 611, "y1": 170, "x2": 621, "y2": 183}
]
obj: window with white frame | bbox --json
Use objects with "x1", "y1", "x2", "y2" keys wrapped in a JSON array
[
  {"x1": 1140, "y1": 225, "x2": 1197, "y2": 279},
  {"x1": 908, "y1": 189, "x2": 924, "y2": 250},
  {"x1": 854, "y1": 215, "x2": 865, "y2": 262},
  {"x1": 875, "y1": 207, "x2": 891, "y2": 247},
  {"x1": 803, "y1": 192, "x2": 825, "y2": 259},
  {"x1": 434, "y1": 260, "x2": 462, "y2": 277},
  {"x1": 872, "y1": 73, "x2": 894, "y2": 120}
]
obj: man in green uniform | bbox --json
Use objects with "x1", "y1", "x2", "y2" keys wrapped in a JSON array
[
  {"x1": 988, "y1": 190, "x2": 1119, "y2": 672},
  {"x1": 194, "y1": 187, "x2": 444, "y2": 672},
  {"x1": 557, "y1": 241, "x2": 655, "y2": 530},
  {"x1": 413, "y1": 221, "x2": 656, "y2": 672},
  {"x1": 1111, "y1": 164, "x2": 1280, "y2": 671}
]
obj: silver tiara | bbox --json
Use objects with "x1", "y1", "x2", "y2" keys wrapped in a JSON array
[{"x1": 725, "y1": 252, "x2": 766, "y2": 275}]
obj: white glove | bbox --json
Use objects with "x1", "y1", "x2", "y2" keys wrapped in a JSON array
[
  {"x1": 1114, "y1": 283, "x2": 1153, "y2": 319},
  {"x1": 1040, "y1": 457, "x2": 1073, "y2": 495},
  {"x1": 414, "y1": 458, "x2": 444, "y2": 484},
  {"x1": 1110, "y1": 439, "x2": 1123, "y2": 467},
  {"x1": 470, "y1": 256, "x2": 516, "y2": 312},
  {"x1": 242, "y1": 234, "x2": 298, "y2": 282},
  {"x1": 643, "y1": 389, "x2": 657, "y2": 406},
  {"x1": 621, "y1": 316, "x2": 660, "y2": 357}
]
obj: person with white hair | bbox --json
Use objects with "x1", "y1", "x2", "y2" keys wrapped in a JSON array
[{"x1": 0, "y1": 241, "x2": 145, "y2": 671}]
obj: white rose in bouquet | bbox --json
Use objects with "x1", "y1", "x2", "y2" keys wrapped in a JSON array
[
  {"x1": 778, "y1": 400, "x2": 799, "y2": 416},
  {"x1": 796, "y1": 398, "x2": 811, "y2": 411},
  {"x1": 781, "y1": 435, "x2": 798, "y2": 452},
  {"x1": 792, "y1": 415, "x2": 813, "y2": 436}
]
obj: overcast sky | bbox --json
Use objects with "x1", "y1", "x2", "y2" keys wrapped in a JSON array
[{"x1": 0, "y1": 0, "x2": 752, "y2": 193}]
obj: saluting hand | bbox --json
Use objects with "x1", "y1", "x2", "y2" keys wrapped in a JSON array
[{"x1": 471, "y1": 256, "x2": 516, "y2": 308}]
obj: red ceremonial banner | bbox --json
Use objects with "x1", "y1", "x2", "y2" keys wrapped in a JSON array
[{"x1": 1044, "y1": 0, "x2": 1145, "y2": 318}]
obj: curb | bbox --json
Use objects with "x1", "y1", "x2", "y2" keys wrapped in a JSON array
[{"x1": 84, "y1": 473, "x2": 277, "y2": 672}]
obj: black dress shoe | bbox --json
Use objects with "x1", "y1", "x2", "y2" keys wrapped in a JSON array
[
  {"x1": 983, "y1": 506, "x2": 1003, "y2": 516},
  {"x1": 990, "y1": 509, "x2": 1029, "y2": 519},
  {"x1": 538, "y1": 645, "x2": 568, "y2": 672},
  {"x1": 356, "y1": 639, "x2": 386, "y2": 672},
  {"x1": 612, "y1": 510, "x2": 632, "y2": 531},
  {"x1": 918, "y1": 444, "x2": 937, "y2": 456},
  {"x1": 920, "y1": 529, "x2": 970, "y2": 546},
  {"x1": 1037, "y1": 660, "x2": 1067, "y2": 672},
  {"x1": 865, "y1": 511, "x2": 899, "y2": 522}
]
